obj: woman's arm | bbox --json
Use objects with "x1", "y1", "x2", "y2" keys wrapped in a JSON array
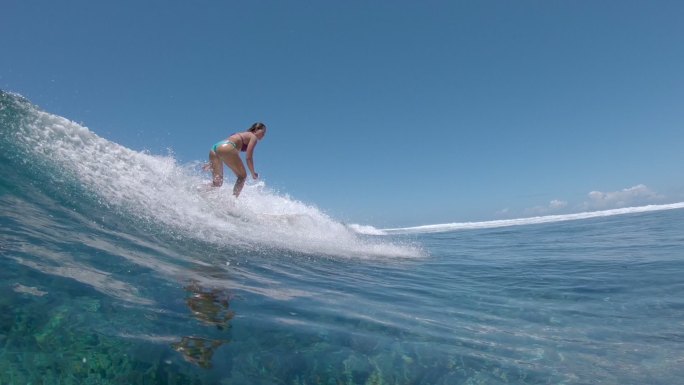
[{"x1": 245, "y1": 133, "x2": 259, "y2": 179}]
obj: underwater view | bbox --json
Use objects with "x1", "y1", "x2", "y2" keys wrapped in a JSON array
[{"x1": 2, "y1": 90, "x2": 684, "y2": 384}]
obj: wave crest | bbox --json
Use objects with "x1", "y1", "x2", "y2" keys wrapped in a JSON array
[{"x1": 0, "y1": 91, "x2": 421, "y2": 259}]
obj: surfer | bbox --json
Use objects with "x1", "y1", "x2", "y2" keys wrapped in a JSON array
[{"x1": 204, "y1": 122, "x2": 267, "y2": 197}]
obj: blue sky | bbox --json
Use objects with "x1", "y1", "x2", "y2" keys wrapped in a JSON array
[{"x1": 2, "y1": 1, "x2": 683, "y2": 227}]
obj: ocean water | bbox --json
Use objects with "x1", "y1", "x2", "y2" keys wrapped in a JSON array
[{"x1": 1, "y1": 90, "x2": 684, "y2": 384}]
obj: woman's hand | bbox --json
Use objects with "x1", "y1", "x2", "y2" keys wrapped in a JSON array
[{"x1": 252, "y1": 172, "x2": 259, "y2": 180}]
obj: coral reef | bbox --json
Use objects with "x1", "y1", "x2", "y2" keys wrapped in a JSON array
[
  {"x1": 0, "y1": 276, "x2": 545, "y2": 384},
  {"x1": 0, "y1": 288, "x2": 207, "y2": 384}
]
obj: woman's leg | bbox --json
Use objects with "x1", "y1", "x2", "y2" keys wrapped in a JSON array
[
  {"x1": 208, "y1": 150, "x2": 224, "y2": 187},
  {"x1": 220, "y1": 151, "x2": 248, "y2": 197}
]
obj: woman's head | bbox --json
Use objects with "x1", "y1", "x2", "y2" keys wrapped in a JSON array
[{"x1": 248, "y1": 122, "x2": 267, "y2": 139}]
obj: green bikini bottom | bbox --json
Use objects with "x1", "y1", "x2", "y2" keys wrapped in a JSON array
[{"x1": 212, "y1": 140, "x2": 237, "y2": 152}]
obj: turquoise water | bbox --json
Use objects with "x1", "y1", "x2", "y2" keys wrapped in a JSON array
[{"x1": 2, "y1": 90, "x2": 684, "y2": 384}]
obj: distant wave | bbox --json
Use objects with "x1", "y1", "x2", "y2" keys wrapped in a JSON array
[{"x1": 378, "y1": 203, "x2": 684, "y2": 235}]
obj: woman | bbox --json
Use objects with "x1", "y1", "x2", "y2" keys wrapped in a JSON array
[{"x1": 206, "y1": 122, "x2": 267, "y2": 197}]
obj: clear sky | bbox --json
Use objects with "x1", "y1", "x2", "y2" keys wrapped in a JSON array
[{"x1": 2, "y1": 1, "x2": 683, "y2": 227}]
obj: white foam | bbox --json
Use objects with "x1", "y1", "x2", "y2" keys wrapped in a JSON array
[
  {"x1": 347, "y1": 223, "x2": 388, "y2": 236},
  {"x1": 14, "y1": 103, "x2": 421, "y2": 259},
  {"x1": 382, "y1": 202, "x2": 684, "y2": 234}
]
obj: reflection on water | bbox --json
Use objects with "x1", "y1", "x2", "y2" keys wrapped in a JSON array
[
  {"x1": 184, "y1": 280, "x2": 235, "y2": 330},
  {"x1": 172, "y1": 336, "x2": 227, "y2": 369},
  {"x1": 173, "y1": 280, "x2": 233, "y2": 368}
]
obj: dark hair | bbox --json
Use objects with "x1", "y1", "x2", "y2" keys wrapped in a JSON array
[{"x1": 248, "y1": 122, "x2": 267, "y2": 133}]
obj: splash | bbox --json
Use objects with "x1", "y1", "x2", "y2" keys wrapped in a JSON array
[{"x1": 0, "y1": 91, "x2": 421, "y2": 258}]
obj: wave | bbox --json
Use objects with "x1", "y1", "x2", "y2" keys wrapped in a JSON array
[
  {"x1": 379, "y1": 202, "x2": 684, "y2": 235},
  {"x1": 0, "y1": 90, "x2": 421, "y2": 259}
]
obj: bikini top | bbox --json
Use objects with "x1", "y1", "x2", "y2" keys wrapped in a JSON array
[{"x1": 234, "y1": 133, "x2": 249, "y2": 152}]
